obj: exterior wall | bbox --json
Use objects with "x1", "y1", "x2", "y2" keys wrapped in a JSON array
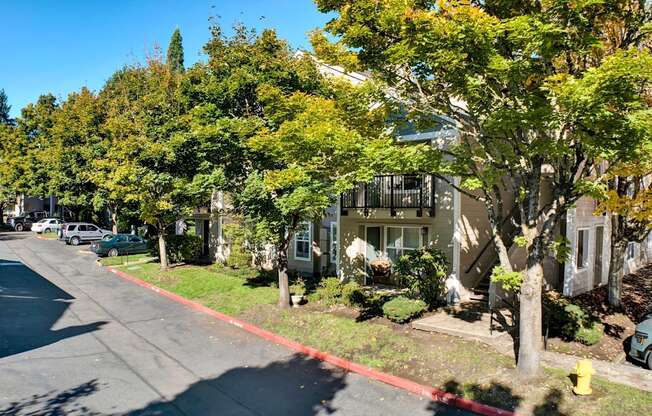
[
  {"x1": 13, "y1": 195, "x2": 58, "y2": 217},
  {"x1": 563, "y1": 196, "x2": 610, "y2": 296},
  {"x1": 623, "y1": 232, "x2": 652, "y2": 275},
  {"x1": 287, "y1": 207, "x2": 337, "y2": 277},
  {"x1": 458, "y1": 192, "x2": 494, "y2": 294},
  {"x1": 338, "y1": 177, "x2": 454, "y2": 284}
]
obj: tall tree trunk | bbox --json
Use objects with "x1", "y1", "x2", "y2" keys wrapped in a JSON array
[
  {"x1": 608, "y1": 239, "x2": 627, "y2": 308},
  {"x1": 0, "y1": 204, "x2": 4, "y2": 225},
  {"x1": 277, "y1": 239, "x2": 291, "y2": 309},
  {"x1": 158, "y1": 232, "x2": 169, "y2": 270},
  {"x1": 516, "y1": 231, "x2": 544, "y2": 379}
]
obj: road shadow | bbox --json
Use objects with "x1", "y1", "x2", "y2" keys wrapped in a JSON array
[
  {"x1": 128, "y1": 353, "x2": 347, "y2": 415},
  {"x1": 0, "y1": 258, "x2": 107, "y2": 359},
  {"x1": 0, "y1": 232, "x2": 31, "y2": 242},
  {"x1": 0, "y1": 379, "x2": 103, "y2": 416}
]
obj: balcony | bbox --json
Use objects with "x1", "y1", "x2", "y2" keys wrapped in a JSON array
[{"x1": 340, "y1": 174, "x2": 436, "y2": 217}]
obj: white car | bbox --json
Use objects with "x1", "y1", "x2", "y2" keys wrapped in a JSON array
[
  {"x1": 31, "y1": 218, "x2": 63, "y2": 234},
  {"x1": 63, "y1": 222, "x2": 113, "y2": 246}
]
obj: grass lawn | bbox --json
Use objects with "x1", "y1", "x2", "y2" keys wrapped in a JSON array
[
  {"x1": 99, "y1": 253, "x2": 153, "y2": 267},
  {"x1": 112, "y1": 262, "x2": 652, "y2": 415},
  {"x1": 119, "y1": 262, "x2": 278, "y2": 316}
]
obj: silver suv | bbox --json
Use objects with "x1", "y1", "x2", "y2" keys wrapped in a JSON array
[{"x1": 61, "y1": 222, "x2": 113, "y2": 246}]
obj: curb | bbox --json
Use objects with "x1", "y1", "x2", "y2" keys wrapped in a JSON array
[{"x1": 106, "y1": 266, "x2": 518, "y2": 416}]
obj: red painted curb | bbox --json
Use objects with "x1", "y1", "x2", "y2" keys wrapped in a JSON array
[{"x1": 107, "y1": 266, "x2": 518, "y2": 416}]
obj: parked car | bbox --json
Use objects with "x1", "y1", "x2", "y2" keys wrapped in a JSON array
[
  {"x1": 90, "y1": 234, "x2": 148, "y2": 257},
  {"x1": 8, "y1": 210, "x2": 48, "y2": 231},
  {"x1": 31, "y1": 218, "x2": 63, "y2": 234},
  {"x1": 61, "y1": 222, "x2": 112, "y2": 246},
  {"x1": 630, "y1": 314, "x2": 652, "y2": 369}
]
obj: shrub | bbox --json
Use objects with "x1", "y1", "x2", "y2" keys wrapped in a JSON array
[
  {"x1": 313, "y1": 277, "x2": 343, "y2": 305},
  {"x1": 311, "y1": 278, "x2": 366, "y2": 307},
  {"x1": 575, "y1": 323, "x2": 603, "y2": 346},
  {"x1": 394, "y1": 246, "x2": 448, "y2": 308},
  {"x1": 382, "y1": 296, "x2": 427, "y2": 323},
  {"x1": 341, "y1": 281, "x2": 365, "y2": 307},
  {"x1": 543, "y1": 291, "x2": 603, "y2": 344},
  {"x1": 290, "y1": 277, "x2": 306, "y2": 296},
  {"x1": 223, "y1": 222, "x2": 252, "y2": 268},
  {"x1": 164, "y1": 234, "x2": 202, "y2": 263}
]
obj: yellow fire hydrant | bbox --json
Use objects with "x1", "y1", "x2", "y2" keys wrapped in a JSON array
[{"x1": 573, "y1": 359, "x2": 595, "y2": 395}]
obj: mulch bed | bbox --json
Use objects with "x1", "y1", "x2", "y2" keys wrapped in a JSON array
[
  {"x1": 547, "y1": 264, "x2": 652, "y2": 361},
  {"x1": 573, "y1": 265, "x2": 652, "y2": 323}
]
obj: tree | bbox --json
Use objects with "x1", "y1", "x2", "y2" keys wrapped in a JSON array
[
  {"x1": 11, "y1": 94, "x2": 59, "y2": 202},
  {"x1": 0, "y1": 89, "x2": 13, "y2": 125},
  {"x1": 0, "y1": 124, "x2": 18, "y2": 223},
  {"x1": 186, "y1": 24, "x2": 386, "y2": 307},
  {"x1": 314, "y1": 0, "x2": 652, "y2": 378},
  {"x1": 99, "y1": 58, "x2": 202, "y2": 269},
  {"x1": 599, "y1": 161, "x2": 652, "y2": 308},
  {"x1": 166, "y1": 28, "x2": 184, "y2": 73},
  {"x1": 46, "y1": 88, "x2": 104, "y2": 218},
  {"x1": 242, "y1": 86, "x2": 386, "y2": 308}
]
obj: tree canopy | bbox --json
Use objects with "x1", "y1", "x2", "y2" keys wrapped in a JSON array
[{"x1": 313, "y1": 0, "x2": 652, "y2": 377}]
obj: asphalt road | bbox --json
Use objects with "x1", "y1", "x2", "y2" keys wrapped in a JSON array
[{"x1": 0, "y1": 232, "x2": 475, "y2": 416}]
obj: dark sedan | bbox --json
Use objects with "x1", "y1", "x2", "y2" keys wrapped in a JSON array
[{"x1": 90, "y1": 234, "x2": 148, "y2": 257}]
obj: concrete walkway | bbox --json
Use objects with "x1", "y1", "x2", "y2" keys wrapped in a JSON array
[
  {"x1": 413, "y1": 304, "x2": 652, "y2": 392},
  {"x1": 0, "y1": 233, "x2": 472, "y2": 415}
]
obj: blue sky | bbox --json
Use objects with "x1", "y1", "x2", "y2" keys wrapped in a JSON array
[{"x1": 2, "y1": 0, "x2": 331, "y2": 117}]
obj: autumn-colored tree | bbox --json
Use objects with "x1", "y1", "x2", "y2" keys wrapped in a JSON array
[{"x1": 599, "y1": 160, "x2": 652, "y2": 308}]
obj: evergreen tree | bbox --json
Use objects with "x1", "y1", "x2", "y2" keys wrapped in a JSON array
[
  {"x1": 0, "y1": 89, "x2": 13, "y2": 125},
  {"x1": 166, "y1": 28, "x2": 184, "y2": 73}
]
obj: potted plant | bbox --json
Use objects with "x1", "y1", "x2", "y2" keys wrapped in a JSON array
[{"x1": 290, "y1": 277, "x2": 307, "y2": 307}]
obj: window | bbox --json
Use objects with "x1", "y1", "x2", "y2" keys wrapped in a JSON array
[
  {"x1": 77, "y1": 225, "x2": 87, "y2": 232},
  {"x1": 576, "y1": 229, "x2": 589, "y2": 269},
  {"x1": 129, "y1": 236, "x2": 142, "y2": 243},
  {"x1": 330, "y1": 222, "x2": 337, "y2": 261},
  {"x1": 87, "y1": 225, "x2": 98, "y2": 232},
  {"x1": 386, "y1": 226, "x2": 422, "y2": 263},
  {"x1": 627, "y1": 242, "x2": 636, "y2": 260},
  {"x1": 294, "y1": 222, "x2": 312, "y2": 261},
  {"x1": 67, "y1": 225, "x2": 77, "y2": 231}
]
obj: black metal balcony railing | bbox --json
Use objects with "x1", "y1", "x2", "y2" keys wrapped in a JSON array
[{"x1": 340, "y1": 174, "x2": 436, "y2": 217}]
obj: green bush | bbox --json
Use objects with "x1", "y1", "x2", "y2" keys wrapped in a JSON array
[
  {"x1": 382, "y1": 296, "x2": 427, "y2": 323},
  {"x1": 394, "y1": 246, "x2": 448, "y2": 308},
  {"x1": 543, "y1": 291, "x2": 603, "y2": 344},
  {"x1": 159, "y1": 234, "x2": 202, "y2": 264},
  {"x1": 575, "y1": 323, "x2": 603, "y2": 346},
  {"x1": 223, "y1": 222, "x2": 252, "y2": 268},
  {"x1": 341, "y1": 281, "x2": 365, "y2": 306},
  {"x1": 311, "y1": 278, "x2": 366, "y2": 307},
  {"x1": 313, "y1": 277, "x2": 343, "y2": 305},
  {"x1": 290, "y1": 277, "x2": 306, "y2": 296}
]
